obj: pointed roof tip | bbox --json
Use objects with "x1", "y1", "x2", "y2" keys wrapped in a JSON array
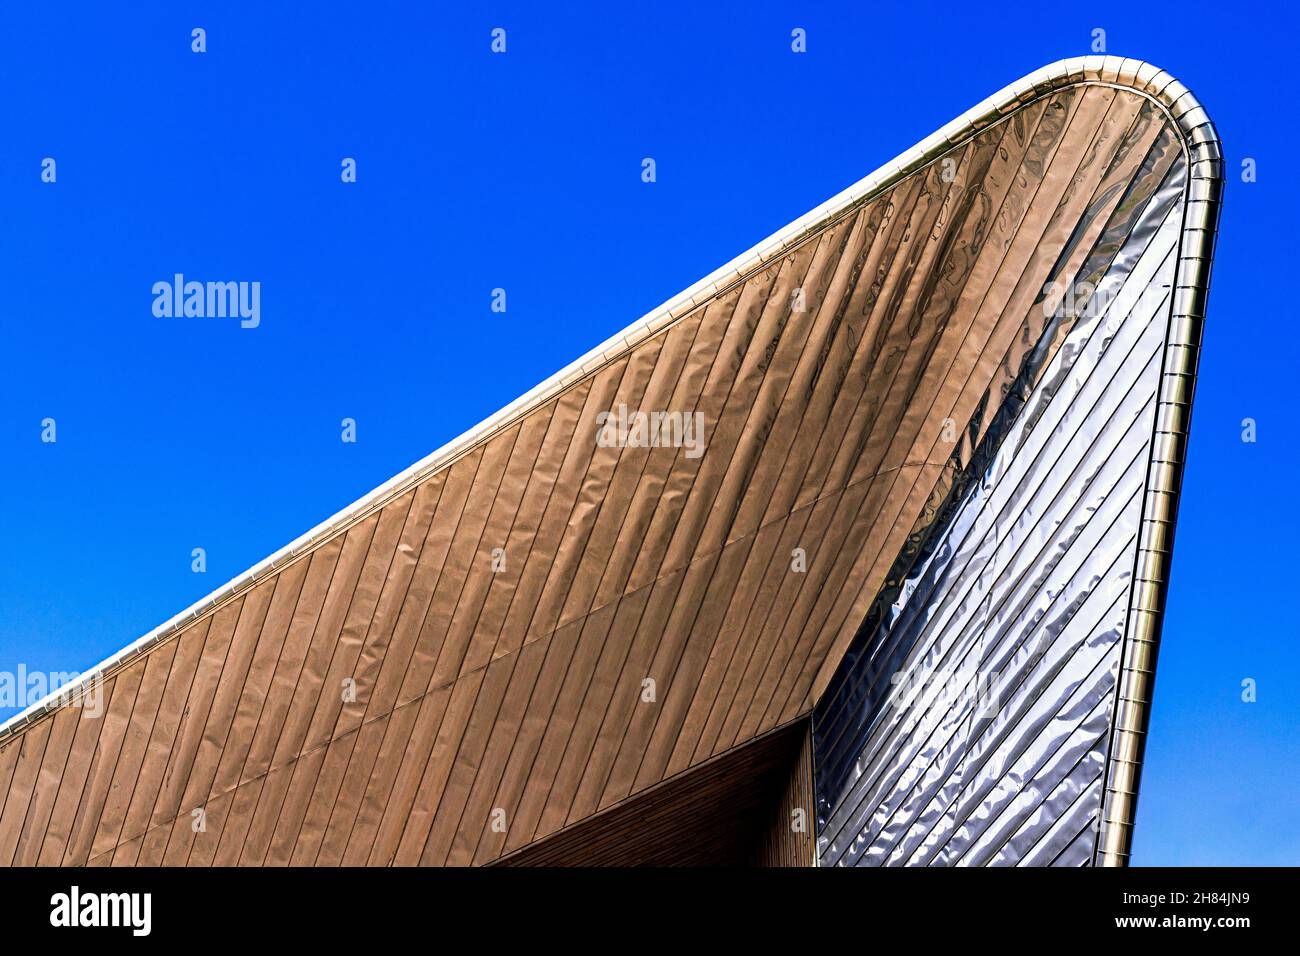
[{"x1": 0, "y1": 54, "x2": 1223, "y2": 745}]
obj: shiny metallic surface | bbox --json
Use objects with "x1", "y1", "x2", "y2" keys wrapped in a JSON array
[
  {"x1": 1097, "y1": 64, "x2": 1222, "y2": 869},
  {"x1": 811, "y1": 60, "x2": 1221, "y2": 867},
  {"x1": 815, "y1": 160, "x2": 1183, "y2": 866}
]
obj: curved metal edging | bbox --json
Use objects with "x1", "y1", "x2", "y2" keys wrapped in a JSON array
[
  {"x1": 0, "y1": 58, "x2": 1223, "y2": 875},
  {"x1": 1090, "y1": 63, "x2": 1224, "y2": 867}
]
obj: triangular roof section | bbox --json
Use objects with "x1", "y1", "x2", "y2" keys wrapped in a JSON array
[{"x1": 0, "y1": 57, "x2": 1220, "y2": 868}]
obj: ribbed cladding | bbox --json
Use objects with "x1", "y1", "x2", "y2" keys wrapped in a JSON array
[
  {"x1": 1096, "y1": 69, "x2": 1224, "y2": 868},
  {"x1": 754, "y1": 723, "x2": 816, "y2": 866},
  {"x1": 811, "y1": 146, "x2": 1188, "y2": 866}
]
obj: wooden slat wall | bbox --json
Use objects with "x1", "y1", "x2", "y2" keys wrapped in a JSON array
[
  {"x1": 0, "y1": 85, "x2": 1176, "y2": 866},
  {"x1": 495, "y1": 720, "x2": 808, "y2": 867},
  {"x1": 754, "y1": 723, "x2": 815, "y2": 867}
]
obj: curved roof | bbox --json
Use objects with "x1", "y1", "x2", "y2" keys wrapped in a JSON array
[{"x1": 0, "y1": 57, "x2": 1221, "y2": 867}]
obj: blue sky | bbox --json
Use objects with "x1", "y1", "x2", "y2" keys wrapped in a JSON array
[{"x1": 0, "y1": 2, "x2": 1294, "y2": 865}]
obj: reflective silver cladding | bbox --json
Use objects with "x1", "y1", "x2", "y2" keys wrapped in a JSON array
[{"x1": 813, "y1": 136, "x2": 1191, "y2": 866}]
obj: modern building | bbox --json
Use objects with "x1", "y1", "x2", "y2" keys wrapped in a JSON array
[{"x1": 0, "y1": 56, "x2": 1221, "y2": 867}]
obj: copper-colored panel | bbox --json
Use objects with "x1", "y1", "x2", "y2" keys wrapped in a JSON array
[
  {"x1": 340, "y1": 697, "x2": 421, "y2": 865},
  {"x1": 108, "y1": 615, "x2": 210, "y2": 863},
  {"x1": 527, "y1": 584, "x2": 655, "y2": 842},
  {"x1": 133, "y1": 594, "x2": 248, "y2": 866},
  {"x1": 87, "y1": 638, "x2": 177, "y2": 861},
  {"x1": 159, "y1": 576, "x2": 278, "y2": 866},
  {"x1": 205, "y1": 540, "x2": 341, "y2": 862},
  {"x1": 58, "y1": 664, "x2": 141, "y2": 865},
  {"x1": 13, "y1": 706, "x2": 81, "y2": 865},
  {"x1": 32, "y1": 676, "x2": 117, "y2": 866},
  {"x1": 0, "y1": 719, "x2": 53, "y2": 864}
]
